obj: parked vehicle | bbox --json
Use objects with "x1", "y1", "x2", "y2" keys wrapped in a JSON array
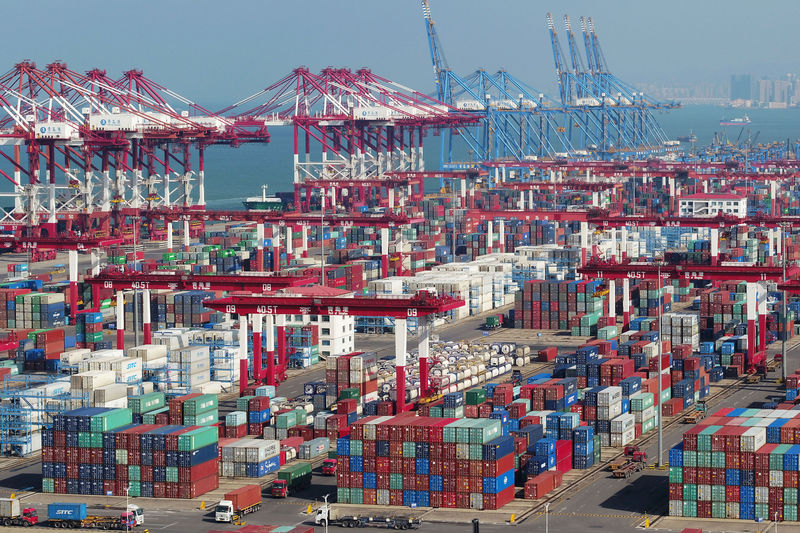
[
  {"x1": 0, "y1": 498, "x2": 38, "y2": 527},
  {"x1": 315, "y1": 503, "x2": 421, "y2": 529},
  {"x1": 215, "y1": 484, "x2": 262, "y2": 522},
  {"x1": 322, "y1": 458, "x2": 338, "y2": 476},
  {"x1": 47, "y1": 503, "x2": 137, "y2": 529},
  {"x1": 272, "y1": 462, "x2": 312, "y2": 498}
]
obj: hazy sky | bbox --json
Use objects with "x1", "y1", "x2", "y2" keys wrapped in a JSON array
[{"x1": 5, "y1": 0, "x2": 799, "y2": 106}]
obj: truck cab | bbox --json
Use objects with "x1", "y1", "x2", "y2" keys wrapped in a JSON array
[
  {"x1": 322, "y1": 458, "x2": 338, "y2": 476},
  {"x1": 271, "y1": 479, "x2": 288, "y2": 498},
  {"x1": 120, "y1": 511, "x2": 137, "y2": 529},
  {"x1": 215, "y1": 500, "x2": 235, "y2": 523},
  {"x1": 127, "y1": 504, "x2": 144, "y2": 526},
  {"x1": 20, "y1": 508, "x2": 38, "y2": 526},
  {"x1": 315, "y1": 504, "x2": 332, "y2": 527}
]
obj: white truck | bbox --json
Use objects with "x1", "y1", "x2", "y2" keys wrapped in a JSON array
[{"x1": 127, "y1": 504, "x2": 144, "y2": 526}]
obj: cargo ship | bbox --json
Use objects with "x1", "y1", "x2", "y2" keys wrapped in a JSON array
[
  {"x1": 677, "y1": 131, "x2": 696, "y2": 143},
  {"x1": 243, "y1": 185, "x2": 284, "y2": 211},
  {"x1": 720, "y1": 116, "x2": 751, "y2": 126}
]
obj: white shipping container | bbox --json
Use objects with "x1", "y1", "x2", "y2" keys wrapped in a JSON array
[
  {"x1": 741, "y1": 427, "x2": 767, "y2": 452},
  {"x1": 597, "y1": 386, "x2": 623, "y2": 406}
]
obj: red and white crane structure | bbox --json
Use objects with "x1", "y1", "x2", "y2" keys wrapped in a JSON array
[
  {"x1": 204, "y1": 290, "x2": 464, "y2": 412},
  {"x1": 0, "y1": 60, "x2": 267, "y2": 237},
  {"x1": 218, "y1": 67, "x2": 477, "y2": 211}
]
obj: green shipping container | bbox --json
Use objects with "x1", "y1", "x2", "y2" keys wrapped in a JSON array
[
  {"x1": 177, "y1": 426, "x2": 218, "y2": 451},
  {"x1": 668, "y1": 467, "x2": 683, "y2": 484},
  {"x1": 337, "y1": 487, "x2": 350, "y2": 503},
  {"x1": 349, "y1": 440, "x2": 363, "y2": 456},
  {"x1": 183, "y1": 394, "x2": 218, "y2": 415},
  {"x1": 275, "y1": 411, "x2": 297, "y2": 429},
  {"x1": 166, "y1": 466, "x2": 179, "y2": 483},
  {"x1": 128, "y1": 465, "x2": 141, "y2": 481},
  {"x1": 237, "y1": 396, "x2": 255, "y2": 410},
  {"x1": 389, "y1": 473, "x2": 403, "y2": 490},
  {"x1": 90, "y1": 409, "x2": 133, "y2": 433},
  {"x1": 183, "y1": 410, "x2": 218, "y2": 426},
  {"x1": 128, "y1": 392, "x2": 166, "y2": 414},
  {"x1": 339, "y1": 388, "x2": 360, "y2": 400}
]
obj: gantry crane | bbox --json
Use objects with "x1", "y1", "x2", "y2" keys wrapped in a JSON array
[{"x1": 204, "y1": 290, "x2": 464, "y2": 411}]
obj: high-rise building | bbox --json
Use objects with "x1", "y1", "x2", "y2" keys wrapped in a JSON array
[
  {"x1": 730, "y1": 74, "x2": 752, "y2": 100},
  {"x1": 758, "y1": 79, "x2": 773, "y2": 103},
  {"x1": 774, "y1": 80, "x2": 791, "y2": 105}
]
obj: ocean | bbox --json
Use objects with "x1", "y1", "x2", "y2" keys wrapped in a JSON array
[{"x1": 2, "y1": 105, "x2": 799, "y2": 210}]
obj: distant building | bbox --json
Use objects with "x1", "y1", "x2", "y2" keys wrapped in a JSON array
[
  {"x1": 679, "y1": 194, "x2": 747, "y2": 218},
  {"x1": 730, "y1": 74, "x2": 752, "y2": 100},
  {"x1": 758, "y1": 79, "x2": 773, "y2": 103},
  {"x1": 774, "y1": 80, "x2": 791, "y2": 105}
]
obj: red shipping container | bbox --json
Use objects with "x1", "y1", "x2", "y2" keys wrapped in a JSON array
[{"x1": 177, "y1": 474, "x2": 218, "y2": 499}]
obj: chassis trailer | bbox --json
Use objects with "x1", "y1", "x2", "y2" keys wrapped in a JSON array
[{"x1": 315, "y1": 504, "x2": 421, "y2": 529}]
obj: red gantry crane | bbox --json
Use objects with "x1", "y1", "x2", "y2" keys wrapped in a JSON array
[
  {"x1": 579, "y1": 259, "x2": 791, "y2": 371},
  {"x1": 204, "y1": 290, "x2": 464, "y2": 411}
]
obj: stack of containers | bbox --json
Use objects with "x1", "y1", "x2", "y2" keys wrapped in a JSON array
[
  {"x1": 180, "y1": 394, "x2": 219, "y2": 426},
  {"x1": 219, "y1": 439, "x2": 281, "y2": 478},
  {"x1": 513, "y1": 280, "x2": 606, "y2": 333},
  {"x1": 247, "y1": 396, "x2": 271, "y2": 436},
  {"x1": 128, "y1": 392, "x2": 166, "y2": 424},
  {"x1": 41, "y1": 407, "x2": 219, "y2": 498},
  {"x1": 75, "y1": 311, "x2": 104, "y2": 347},
  {"x1": 14, "y1": 292, "x2": 66, "y2": 329},
  {"x1": 0, "y1": 287, "x2": 31, "y2": 328},
  {"x1": 666, "y1": 407, "x2": 800, "y2": 521},
  {"x1": 225, "y1": 411, "x2": 248, "y2": 438},
  {"x1": 632, "y1": 281, "x2": 672, "y2": 317},
  {"x1": 325, "y1": 352, "x2": 379, "y2": 404},
  {"x1": 336, "y1": 416, "x2": 515, "y2": 510},
  {"x1": 661, "y1": 313, "x2": 701, "y2": 352},
  {"x1": 572, "y1": 426, "x2": 595, "y2": 469}
]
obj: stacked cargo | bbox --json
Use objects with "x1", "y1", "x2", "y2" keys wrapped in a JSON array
[
  {"x1": 225, "y1": 411, "x2": 248, "y2": 439},
  {"x1": 632, "y1": 281, "x2": 672, "y2": 318},
  {"x1": 325, "y1": 352, "x2": 379, "y2": 404},
  {"x1": 284, "y1": 325, "x2": 320, "y2": 369},
  {"x1": 128, "y1": 392, "x2": 166, "y2": 423},
  {"x1": 219, "y1": 438, "x2": 281, "y2": 478},
  {"x1": 14, "y1": 292, "x2": 66, "y2": 329},
  {"x1": 75, "y1": 311, "x2": 104, "y2": 346},
  {"x1": 247, "y1": 396, "x2": 271, "y2": 436},
  {"x1": 666, "y1": 407, "x2": 800, "y2": 521},
  {"x1": 0, "y1": 288, "x2": 31, "y2": 328},
  {"x1": 514, "y1": 279, "x2": 606, "y2": 333},
  {"x1": 336, "y1": 416, "x2": 515, "y2": 510},
  {"x1": 169, "y1": 393, "x2": 219, "y2": 427},
  {"x1": 41, "y1": 407, "x2": 220, "y2": 498}
]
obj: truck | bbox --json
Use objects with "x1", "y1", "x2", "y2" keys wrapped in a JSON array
[
  {"x1": 47, "y1": 503, "x2": 137, "y2": 530},
  {"x1": 271, "y1": 462, "x2": 312, "y2": 498},
  {"x1": 609, "y1": 446, "x2": 648, "y2": 478},
  {"x1": 322, "y1": 458, "x2": 338, "y2": 476},
  {"x1": 484, "y1": 315, "x2": 501, "y2": 330},
  {"x1": 215, "y1": 484, "x2": 262, "y2": 522},
  {"x1": 0, "y1": 498, "x2": 38, "y2": 527},
  {"x1": 315, "y1": 502, "x2": 421, "y2": 529},
  {"x1": 683, "y1": 401, "x2": 707, "y2": 424}
]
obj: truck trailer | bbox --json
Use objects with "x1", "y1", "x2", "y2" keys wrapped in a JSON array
[
  {"x1": 315, "y1": 503, "x2": 421, "y2": 529},
  {"x1": 215, "y1": 484, "x2": 262, "y2": 522}
]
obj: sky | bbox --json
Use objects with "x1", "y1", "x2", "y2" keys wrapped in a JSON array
[{"x1": 4, "y1": 0, "x2": 800, "y2": 107}]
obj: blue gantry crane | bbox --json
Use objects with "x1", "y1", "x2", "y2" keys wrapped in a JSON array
[{"x1": 421, "y1": 1, "x2": 681, "y2": 163}]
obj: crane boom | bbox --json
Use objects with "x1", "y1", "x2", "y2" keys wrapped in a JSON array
[
  {"x1": 546, "y1": 12, "x2": 570, "y2": 105},
  {"x1": 422, "y1": 0, "x2": 450, "y2": 103}
]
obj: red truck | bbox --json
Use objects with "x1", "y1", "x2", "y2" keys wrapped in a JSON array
[
  {"x1": 322, "y1": 458, "x2": 338, "y2": 476},
  {"x1": 215, "y1": 484, "x2": 262, "y2": 522}
]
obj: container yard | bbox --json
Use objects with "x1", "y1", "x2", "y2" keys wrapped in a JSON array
[{"x1": 0, "y1": 3, "x2": 798, "y2": 533}]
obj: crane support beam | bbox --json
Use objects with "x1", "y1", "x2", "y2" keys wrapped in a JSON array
[
  {"x1": 204, "y1": 292, "x2": 464, "y2": 319},
  {"x1": 579, "y1": 261, "x2": 796, "y2": 282},
  {"x1": 0, "y1": 236, "x2": 124, "y2": 251},
  {"x1": 84, "y1": 272, "x2": 318, "y2": 292}
]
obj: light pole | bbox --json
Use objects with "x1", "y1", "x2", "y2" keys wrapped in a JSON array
[
  {"x1": 782, "y1": 223, "x2": 788, "y2": 383},
  {"x1": 320, "y1": 188, "x2": 325, "y2": 287},
  {"x1": 656, "y1": 257, "x2": 664, "y2": 467},
  {"x1": 133, "y1": 216, "x2": 140, "y2": 347},
  {"x1": 125, "y1": 483, "x2": 131, "y2": 533},
  {"x1": 545, "y1": 502, "x2": 550, "y2": 533},
  {"x1": 774, "y1": 510, "x2": 778, "y2": 533}
]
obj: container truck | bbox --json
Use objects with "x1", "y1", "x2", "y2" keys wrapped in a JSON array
[
  {"x1": 215, "y1": 484, "x2": 262, "y2": 522},
  {"x1": 271, "y1": 462, "x2": 312, "y2": 498},
  {"x1": 321, "y1": 458, "x2": 338, "y2": 476},
  {"x1": 46, "y1": 503, "x2": 137, "y2": 529},
  {"x1": 0, "y1": 498, "x2": 38, "y2": 527},
  {"x1": 315, "y1": 503, "x2": 421, "y2": 529}
]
